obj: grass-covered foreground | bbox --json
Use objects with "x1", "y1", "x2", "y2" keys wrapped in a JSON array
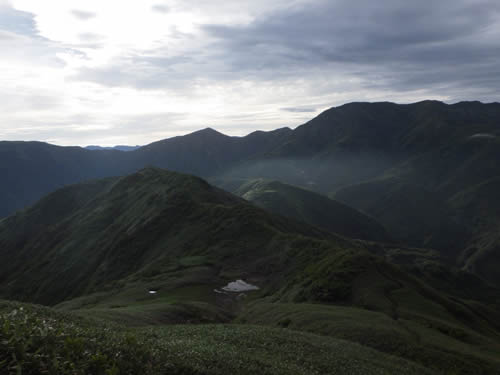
[
  {"x1": 0, "y1": 300, "x2": 435, "y2": 375},
  {"x1": 237, "y1": 301, "x2": 500, "y2": 374}
]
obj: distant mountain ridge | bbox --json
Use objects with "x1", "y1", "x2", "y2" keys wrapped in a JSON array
[
  {"x1": 0, "y1": 126, "x2": 292, "y2": 218},
  {"x1": 85, "y1": 145, "x2": 141, "y2": 151},
  {"x1": 1, "y1": 100, "x2": 500, "y2": 285},
  {"x1": 234, "y1": 179, "x2": 391, "y2": 242}
]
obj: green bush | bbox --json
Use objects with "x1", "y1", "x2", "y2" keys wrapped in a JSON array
[{"x1": 0, "y1": 303, "x2": 171, "y2": 375}]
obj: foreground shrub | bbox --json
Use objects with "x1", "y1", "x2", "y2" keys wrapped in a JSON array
[{"x1": 0, "y1": 302, "x2": 172, "y2": 375}]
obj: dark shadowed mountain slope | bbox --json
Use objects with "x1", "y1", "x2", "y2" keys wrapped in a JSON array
[
  {"x1": 268, "y1": 101, "x2": 500, "y2": 160},
  {"x1": 448, "y1": 177, "x2": 500, "y2": 285},
  {"x1": 0, "y1": 127, "x2": 291, "y2": 218},
  {"x1": 0, "y1": 167, "x2": 487, "y2": 316},
  {"x1": 235, "y1": 179, "x2": 391, "y2": 242},
  {"x1": 2, "y1": 101, "x2": 500, "y2": 286},
  {"x1": 241, "y1": 101, "x2": 500, "y2": 193},
  {"x1": 334, "y1": 177, "x2": 468, "y2": 255},
  {"x1": 2, "y1": 101, "x2": 499, "y2": 217},
  {"x1": 127, "y1": 127, "x2": 292, "y2": 177},
  {"x1": 0, "y1": 141, "x2": 128, "y2": 218},
  {"x1": 333, "y1": 134, "x2": 500, "y2": 284},
  {"x1": 0, "y1": 168, "x2": 500, "y2": 373},
  {"x1": 241, "y1": 101, "x2": 500, "y2": 283},
  {"x1": 85, "y1": 145, "x2": 141, "y2": 151},
  {"x1": 0, "y1": 167, "x2": 333, "y2": 305}
]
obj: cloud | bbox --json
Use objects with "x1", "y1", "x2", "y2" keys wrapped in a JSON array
[
  {"x1": 73, "y1": 52, "x2": 203, "y2": 91},
  {"x1": 0, "y1": 4, "x2": 38, "y2": 36},
  {"x1": 281, "y1": 107, "x2": 316, "y2": 113},
  {"x1": 0, "y1": 86, "x2": 62, "y2": 113},
  {"x1": 71, "y1": 9, "x2": 96, "y2": 20},
  {"x1": 204, "y1": 0, "x2": 500, "y2": 65},
  {"x1": 2, "y1": 0, "x2": 500, "y2": 146},
  {"x1": 0, "y1": 109, "x2": 187, "y2": 144},
  {"x1": 200, "y1": 0, "x2": 500, "y2": 95},
  {"x1": 72, "y1": 0, "x2": 500, "y2": 104},
  {"x1": 78, "y1": 32, "x2": 104, "y2": 42},
  {"x1": 0, "y1": 4, "x2": 78, "y2": 67},
  {"x1": 151, "y1": 4, "x2": 169, "y2": 14}
]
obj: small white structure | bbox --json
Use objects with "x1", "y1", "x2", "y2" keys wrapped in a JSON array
[
  {"x1": 148, "y1": 290, "x2": 158, "y2": 294},
  {"x1": 470, "y1": 133, "x2": 496, "y2": 139},
  {"x1": 221, "y1": 279, "x2": 259, "y2": 292}
]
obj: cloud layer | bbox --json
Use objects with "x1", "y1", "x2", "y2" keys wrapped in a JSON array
[{"x1": 1, "y1": 0, "x2": 499, "y2": 146}]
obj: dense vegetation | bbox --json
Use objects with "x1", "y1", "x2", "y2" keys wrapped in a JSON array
[{"x1": 0, "y1": 300, "x2": 434, "y2": 375}]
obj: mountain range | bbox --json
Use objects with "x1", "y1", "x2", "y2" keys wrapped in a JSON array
[
  {"x1": 1, "y1": 100, "x2": 500, "y2": 374},
  {"x1": 85, "y1": 145, "x2": 141, "y2": 152},
  {"x1": 2, "y1": 100, "x2": 499, "y2": 286}
]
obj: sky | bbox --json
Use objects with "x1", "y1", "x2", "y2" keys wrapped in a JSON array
[{"x1": 0, "y1": 0, "x2": 499, "y2": 146}]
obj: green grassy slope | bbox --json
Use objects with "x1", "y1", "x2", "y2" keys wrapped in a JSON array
[
  {"x1": 334, "y1": 166, "x2": 500, "y2": 284},
  {"x1": 237, "y1": 302, "x2": 500, "y2": 374},
  {"x1": 0, "y1": 300, "x2": 435, "y2": 375},
  {"x1": 334, "y1": 177, "x2": 467, "y2": 254},
  {"x1": 1, "y1": 168, "x2": 500, "y2": 374},
  {"x1": 235, "y1": 179, "x2": 391, "y2": 242},
  {"x1": 0, "y1": 167, "x2": 342, "y2": 305},
  {"x1": 449, "y1": 177, "x2": 500, "y2": 285}
]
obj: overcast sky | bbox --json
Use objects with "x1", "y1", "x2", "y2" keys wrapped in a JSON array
[{"x1": 1, "y1": 0, "x2": 499, "y2": 146}]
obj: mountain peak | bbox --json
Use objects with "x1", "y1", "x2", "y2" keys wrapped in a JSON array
[{"x1": 189, "y1": 127, "x2": 227, "y2": 137}]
